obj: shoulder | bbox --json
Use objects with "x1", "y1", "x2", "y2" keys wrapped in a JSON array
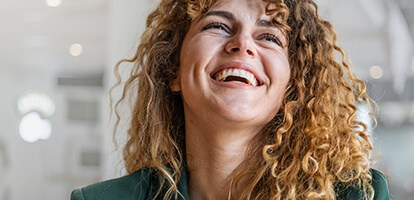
[
  {"x1": 336, "y1": 169, "x2": 391, "y2": 200},
  {"x1": 370, "y1": 169, "x2": 391, "y2": 199},
  {"x1": 70, "y1": 169, "x2": 153, "y2": 200}
]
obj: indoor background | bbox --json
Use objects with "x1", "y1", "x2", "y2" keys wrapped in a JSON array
[{"x1": 0, "y1": 0, "x2": 413, "y2": 199}]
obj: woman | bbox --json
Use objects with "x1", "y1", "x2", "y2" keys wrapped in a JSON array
[{"x1": 71, "y1": 0, "x2": 391, "y2": 199}]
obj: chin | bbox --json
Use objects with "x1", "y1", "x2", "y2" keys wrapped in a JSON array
[{"x1": 217, "y1": 106, "x2": 276, "y2": 127}]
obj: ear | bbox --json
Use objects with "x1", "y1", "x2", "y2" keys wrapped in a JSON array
[{"x1": 170, "y1": 76, "x2": 181, "y2": 92}]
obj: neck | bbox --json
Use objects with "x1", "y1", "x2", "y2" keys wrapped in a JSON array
[{"x1": 185, "y1": 120, "x2": 259, "y2": 200}]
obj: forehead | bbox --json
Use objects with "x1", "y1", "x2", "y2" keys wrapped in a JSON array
[{"x1": 209, "y1": 0, "x2": 269, "y2": 21}]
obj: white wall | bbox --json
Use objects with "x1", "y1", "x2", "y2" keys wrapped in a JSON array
[
  {"x1": 0, "y1": 68, "x2": 55, "y2": 199},
  {"x1": 0, "y1": 0, "x2": 156, "y2": 199},
  {"x1": 103, "y1": 0, "x2": 156, "y2": 179}
]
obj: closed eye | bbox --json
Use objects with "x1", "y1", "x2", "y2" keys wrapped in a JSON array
[
  {"x1": 257, "y1": 33, "x2": 282, "y2": 46},
  {"x1": 202, "y1": 22, "x2": 231, "y2": 33}
]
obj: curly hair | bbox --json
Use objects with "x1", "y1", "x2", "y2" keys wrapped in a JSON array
[{"x1": 111, "y1": 0, "x2": 376, "y2": 199}]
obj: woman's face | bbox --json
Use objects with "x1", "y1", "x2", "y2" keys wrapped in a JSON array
[{"x1": 172, "y1": 0, "x2": 290, "y2": 129}]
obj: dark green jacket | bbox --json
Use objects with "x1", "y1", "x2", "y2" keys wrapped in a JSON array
[{"x1": 71, "y1": 168, "x2": 390, "y2": 200}]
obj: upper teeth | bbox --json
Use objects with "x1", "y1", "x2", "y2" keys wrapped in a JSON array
[{"x1": 215, "y1": 68, "x2": 258, "y2": 86}]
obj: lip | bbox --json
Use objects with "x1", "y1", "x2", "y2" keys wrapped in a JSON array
[{"x1": 210, "y1": 62, "x2": 264, "y2": 86}]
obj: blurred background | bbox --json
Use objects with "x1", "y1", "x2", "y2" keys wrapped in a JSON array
[{"x1": 0, "y1": 0, "x2": 413, "y2": 199}]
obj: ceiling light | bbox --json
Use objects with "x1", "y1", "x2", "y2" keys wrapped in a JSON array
[
  {"x1": 70, "y1": 43, "x2": 83, "y2": 57},
  {"x1": 46, "y1": 0, "x2": 62, "y2": 7},
  {"x1": 369, "y1": 65, "x2": 383, "y2": 79},
  {"x1": 19, "y1": 112, "x2": 52, "y2": 143},
  {"x1": 17, "y1": 91, "x2": 55, "y2": 117},
  {"x1": 16, "y1": 91, "x2": 55, "y2": 143}
]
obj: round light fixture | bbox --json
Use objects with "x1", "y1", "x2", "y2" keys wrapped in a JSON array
[
  {"x1": 19, "y1": 112, "x2": 52, "y2": 143},
  {"x1": 369, "y1": 65, "x2": 383, "y2": 79},
  {"x1": 16, "y1": 91, "x2": 55, "y2": 143},
  {"x1": 46, "y1": 0, "x2": 62, "y2": 7},
  {"x1": 69, "y1": 43, "x2": 83, "y2": 57},
  {"x1": 17, "y1": 91, "x2": 55, "y2": 117}
]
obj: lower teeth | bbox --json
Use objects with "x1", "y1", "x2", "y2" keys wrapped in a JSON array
[{"x1": 223, "y1": 80, "x2": 250, "y2": 85}]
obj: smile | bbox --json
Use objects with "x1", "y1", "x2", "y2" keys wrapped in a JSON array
[{"x1": 213, "y1": 68, "x2": 259, "y2": 87}]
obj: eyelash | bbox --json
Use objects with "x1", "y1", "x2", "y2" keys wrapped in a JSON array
[
  {"x1": 258, "y1": 33, "x2": 282, "y2": 46},
  {"x1": 202, "y1": 22, "x2": 231, "y2": 33},
  {"x1": 202, "y1": 22, "x2": 282, "y2": 46}
]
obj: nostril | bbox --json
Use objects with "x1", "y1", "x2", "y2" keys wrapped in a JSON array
[
  {"x1": 227, "y1": 46, "x2": 254, "y2": 56},
  {"x1": 231, "y1": 47, "x2": 239, "y2": 52}
]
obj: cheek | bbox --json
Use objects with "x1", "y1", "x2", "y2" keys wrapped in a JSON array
[
  {"x1": 267, "y1": 54, "x2": 291, "y2": 85},
  {"x1": 179, "y1": 36, "x2": 225, "y2": 75},
  {"x1": 180, "y1": 38, "x2": 202, "y2": 70},
  {"x1": 277, "y1": 65, "x2": 291, "y2": 99},
  {"x1": 267, "y1": 56, "x2": 291, "y2": 105}
]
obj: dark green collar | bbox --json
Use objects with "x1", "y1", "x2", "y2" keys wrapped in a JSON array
[
  {"x1": 145, "y1": 166, "x2": 189, "y2": 200},
  {"x1": 141, "y1": 167, "x2": 389, "y2": 200}
]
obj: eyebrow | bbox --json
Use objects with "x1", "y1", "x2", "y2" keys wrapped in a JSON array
[
  {"x1": 200, "y1": 11, "x2": 235, "y2": 21},
  {"x1": 256, "y1": 19, "x2": 276, "y2": 28},
  {"x1": 200, "y1": 10, "x2": 276, "y2": 28}
]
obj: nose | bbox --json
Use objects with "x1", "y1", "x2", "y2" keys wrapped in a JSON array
[{"x1": 225, "y1": 31, "x2": 256, "y2": 57}]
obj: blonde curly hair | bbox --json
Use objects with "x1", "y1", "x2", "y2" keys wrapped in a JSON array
[{"x1": 111, "y1": 0, "x2": 376, "y2": 199}]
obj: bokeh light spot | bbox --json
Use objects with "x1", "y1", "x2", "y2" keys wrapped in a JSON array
[
  {"x1": 46, "y1": 0, "x2": 62, "y2": 7},
  {"x1": 70, "y1": 43, "x2": 83, "y2": 57},
  {"x1": 369, "y1": 65, "x2": 384, "y2": 79}
]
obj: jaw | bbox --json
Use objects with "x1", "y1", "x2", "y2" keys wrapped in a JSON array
[{"x1": 190, "y1": 78, "x2": 275, "y2": 122}]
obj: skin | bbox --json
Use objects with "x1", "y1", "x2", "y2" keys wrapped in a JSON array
[{"x1": 171, "y1": 0, "x2": 291, "y2": 199}]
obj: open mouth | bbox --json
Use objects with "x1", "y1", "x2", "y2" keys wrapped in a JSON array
[{"x1": 212, "y1": 68, "x2": 259, "y2": 87}]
